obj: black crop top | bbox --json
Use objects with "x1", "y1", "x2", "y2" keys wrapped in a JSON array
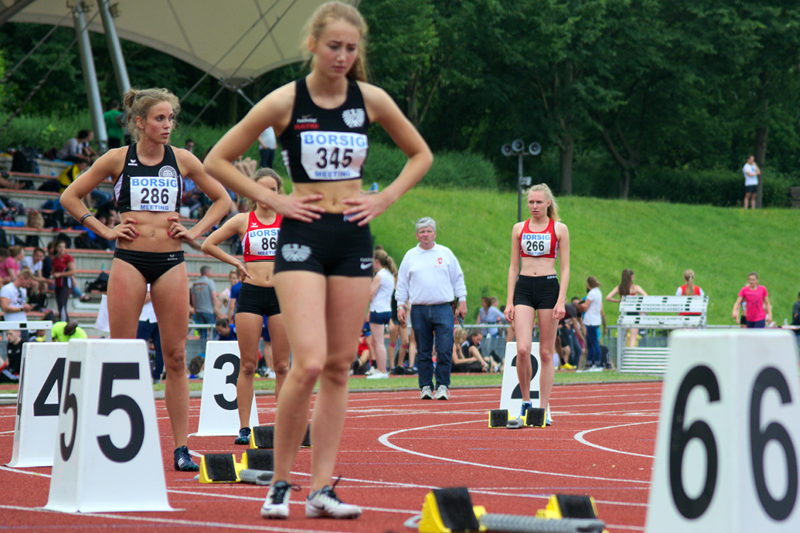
[
  {"x1": 114, "y1": 144, "x2": 183, "y2": 213},
  {"x1": 278, "y1": 77, "x2": 370, "y2": 184}
]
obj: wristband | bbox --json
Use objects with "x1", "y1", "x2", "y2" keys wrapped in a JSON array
[{"x1": 79, "y1": 213, "x2": 93, "y2": 224}]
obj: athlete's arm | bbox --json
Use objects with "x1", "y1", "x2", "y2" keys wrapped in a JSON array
[
  {"x1": 342, "y1": 84, "x2": 433, "y2": 225},
  {"x1": 505, "y1": 223, "x2": 522, "y2": 322},
  {"x1": 554, "y1": 222, "x2": 570, "y2": 320},
  {"x1": 200, "y1": 213, "x2": 251, "y2": 281},
  {"x1": 172, "y1": 149, "x2": 231, "y2": 241},
  {"x1": 606, "y1": 286, "x2": 620, "y2": 303},
  {"x1": 732, "y1": 295, "x2": 743, "y2": 320},
  {"x1": 204, "y1": 85, "x2": 324, "y2": 222},
  {"x1": 60, "y1": 148, "x2": 138, "y2": 241}
]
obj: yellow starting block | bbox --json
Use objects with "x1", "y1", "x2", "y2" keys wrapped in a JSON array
[
  {"x1": 199, "y1": 454, "x2": 243, "y2": 483},
  {"x1": 415, "y1": 487, "x2": 608, "y2": 533}
]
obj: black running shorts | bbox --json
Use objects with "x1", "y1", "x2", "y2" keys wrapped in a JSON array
[
  {"x1": 274, "y1": 213, "x2": 373, "y2": 277},
  {"x1": 513, "y1": 275, "x2": 560, "y2": 309},
  {"x1": 235, "y1": 283, "x2": 281, "y2": 317}
]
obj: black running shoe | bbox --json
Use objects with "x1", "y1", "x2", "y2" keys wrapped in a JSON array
[
  {"x1": 173, "y1": 445, "x2": 199, "y2": 471},
  {"x1": 234, "y1": 427, "x2": 251, "y2": 445}
]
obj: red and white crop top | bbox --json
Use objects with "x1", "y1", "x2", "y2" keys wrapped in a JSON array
[
  {"x1": 242, "y1": 211, "x2": 282, "y2": 262},
  {"x1": 519, "y1": 218, "x2": 559, "y2": 259}
]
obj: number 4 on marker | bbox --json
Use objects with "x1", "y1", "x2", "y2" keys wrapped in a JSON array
[{"x1": 33, "y1": 357, "x2": 66, "y2": 417}]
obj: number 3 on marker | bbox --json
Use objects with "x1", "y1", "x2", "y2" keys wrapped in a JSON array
[{"x1": 669, "y1": 364, "x2": 798, "y2": 520}]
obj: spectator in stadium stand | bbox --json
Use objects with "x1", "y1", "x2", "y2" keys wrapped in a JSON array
[
  {"x1": 732, "y1": 272, "x2": 772, "y2": 328},
  {"x1": 396, "y1": 217, "x2": 467, "y2": 401},
  {"x1": 606, "y1": 268, "x2": 648, "y2": 347},
  {"x1": 0, "y1": 329, "x2": 24, "y2": 383},
  {"x1": 50, "y1": 240, "x2": 75, "y2": 322},
  {"x1": 476, "y1": 296, "x2": 505, "y2": 338},
  {"x1": 505, "y1": 184, "x2": 570, "y2": 425},
  {"x1": 58, "y1": 86, "x2": 231, "y2": 473},
  {"x1": 0, "y1": 245, "x2": 24, "y2": 284},
  {"x1": 104, "y1": 100, "x2": 125, "y2": 149},
  {"x1": 0, "y1": 269, "x2": 34, "y2": 323},
  {"x1": 57, "y1": 130, "x2": 96, "y2": 164},
  {"x1": 190, "y1": 265, "x2": 218, "y2": 345},
  {"x1": 184, "y1": 139, "x2": 196, "y2": 154},
  {"x1": 51, "y1": 320, "x2": 88, "y2": 342}
]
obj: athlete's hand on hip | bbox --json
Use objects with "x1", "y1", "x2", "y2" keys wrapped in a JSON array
[
  {"x1": 108, "y1": 218, "x2": 139, "y2": 241},
  {"x1": 235, "y1": 261, "x2": 253, "y2": 281},
  {"x1": 167, "y1": 216, "x2": 195, "y2": 241},
  {"x1": 274, "y1": 193, "x2": 324, "y2": 222},
  {"x1": 342, "y1": 191, "x2": 391, "y2": 226}
]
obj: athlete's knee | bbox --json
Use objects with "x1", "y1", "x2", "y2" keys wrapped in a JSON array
[
  {"x1": 273, "y1": 360, "x2": 290, "y2": 378},
  {"x1": 239, "y1": 358, "x2": 257, "y2": 377},
  {"x1": 290, "y1": 360, "x2": 323, "y2": 386},
  {"x1": 163, "y1": 350, "x2": 187, "y2": 373},
  {"x1": 322, "y1": 358, "x2": 352, "y2": 386}
]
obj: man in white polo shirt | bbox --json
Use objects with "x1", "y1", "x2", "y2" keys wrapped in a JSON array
[{"x1": 396, "y1": 217, "x2": 467, "y2": 400}]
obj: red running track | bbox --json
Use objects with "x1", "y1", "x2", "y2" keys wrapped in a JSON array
[{"x1": 0, "y1": 381, "x2": 662, "y2": 532}]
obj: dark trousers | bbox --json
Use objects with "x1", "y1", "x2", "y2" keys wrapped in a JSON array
[
  {"x1": 137, "y1": 320, "x2": 163, "y2": 380},
  {"x1": 410, "y1": 303, "x2": 454, "y2": 389},
  {"x1": 55, "y1": 284, "x2": 70, "y2": 322}
]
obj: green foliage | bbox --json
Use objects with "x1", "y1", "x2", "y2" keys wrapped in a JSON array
[
  {"x1": 364, "y1": 143, "x2": 499, "y2": 189},
  {"x1": 0, "y1": 112, "x2": 92, "y2": 151},
  {"x1": 372, "y1": 187, "x2": 800, "y2": 326},
  {"x1": 632, "y1": 167, "x2": 798, "y2": 207}
]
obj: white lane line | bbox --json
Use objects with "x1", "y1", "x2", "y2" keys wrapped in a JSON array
[
  {"x1": 0, "y1": 504, "x2": 349, "y2": 533},
  {"x1": 573, "y1": 421, "x2": 658, "y2": 458},
  {"x1": 377, "y1": 419, "x2": 650, "y2": 485}
]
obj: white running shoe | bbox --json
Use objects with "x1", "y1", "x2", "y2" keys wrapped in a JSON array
[
  {"x1": 435, "y1": 385, "x2": 449, "y2": 400},
  {"x1": 420, "y1": 386, "x2": 433, "y2": 400},
  {"x1": 305, "y1": 485, "x2": 362, "y2": 519},
  {"x1": 260, "y1": 480, "x2": 298, "y2": 519},
  {"x1": 364, "y1": 367, "x2": 377, "y2": 376},
  {"x1": 366, "y1": 371, "x2": 389, "y2": 379}
]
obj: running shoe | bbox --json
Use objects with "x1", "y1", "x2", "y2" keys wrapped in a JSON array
[
  {"x1": 306, "y1": 483, "x2": 362, "y2": 519},
  {"x1": 520, "y1": 401, "x2": 532, "y2": 418},
  {"x1": 435, "y1": 385, "x2": 449, "y2": 400},
  {"x1": 173, "y1": 445, "x2": 199, "y2": 471},
  {"x1": 366, "y1": 371, "x2": 389, "y2": 379},
  {"x1": 420, "y1": 386, "x2": 433, "y2": 400},
  {"x1": 261, "y1": 480, "x2": 299, "y2": 519},
  {"x1": 234, "y1": 427, "x2": 251, "y2": 445}
]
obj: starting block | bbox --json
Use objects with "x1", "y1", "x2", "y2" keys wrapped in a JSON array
[
  {"x1": 199, "y1": 453, "x2": 242, "y2": 483},
  {"x1": 250, "y1": 424, "x2": 311, "y2": 448},
  {"x1": 240, "y1": 448, "x2": 274, "y2": 471},
  {"x1": 199, "y1": 451, "x2": 273, "y2": 485},
  {"x1": 488, "y1": 409, "x2": 509, "y2": 428},
  {"x1": 415, "y1": 487, "x2": 607, "y2": 533},
  {"x1": 489, "y1": 406, "x2": 546, "y2": 429}
]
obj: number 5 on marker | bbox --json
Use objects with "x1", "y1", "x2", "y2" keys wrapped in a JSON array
[{"x1": 646, "y1": 330, "x2": 800, "y2": 532}]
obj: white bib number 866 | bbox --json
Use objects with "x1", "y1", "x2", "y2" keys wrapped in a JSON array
[{"x1": 669, "y1": 365, "x2": 798, "y2": 520}]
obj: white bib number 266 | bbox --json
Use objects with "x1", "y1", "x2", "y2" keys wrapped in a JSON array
[{"x1": 300, "y1": 131, "x2": 367, "y2": 181}]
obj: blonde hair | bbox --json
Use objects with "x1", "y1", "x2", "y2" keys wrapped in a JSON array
[
  {"x1": 248, "y1": 167, "x2": 284, "y2": 211},
  {"x1": 454, "y1": 326, "x2": 467, "y2": 346},
  {"x1": 683, "y1": 269, "x2": 696, "y2": 293},
  {"x1": 373, "y1": 248, "x2": 397, "y2": 277},
  {"x1": 123, "y1": 88, "x2": 180, "y2": 142},
  {"x1": 305, "y1": 1, "x2": 369, "y2": 81},
  {"x1": 526, "y1": 183, "x2": 560, "y2": 221}
]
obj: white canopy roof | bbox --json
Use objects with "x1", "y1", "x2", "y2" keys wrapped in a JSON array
[{"x1": 2, "y1": 0, "x2": 359, "y2": 85}]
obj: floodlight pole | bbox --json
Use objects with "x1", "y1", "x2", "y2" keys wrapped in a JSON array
[
  {"x1": 501, "y1": 139, "x2": 540, "y2": 221},
  {"x1": 72, "y1": 1, "x2": 108, "y2": 151}
]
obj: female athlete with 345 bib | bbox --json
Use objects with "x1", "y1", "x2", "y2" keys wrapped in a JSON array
[{"x1": 204, "y1": 1, "x2": 432, "y2": 521}]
